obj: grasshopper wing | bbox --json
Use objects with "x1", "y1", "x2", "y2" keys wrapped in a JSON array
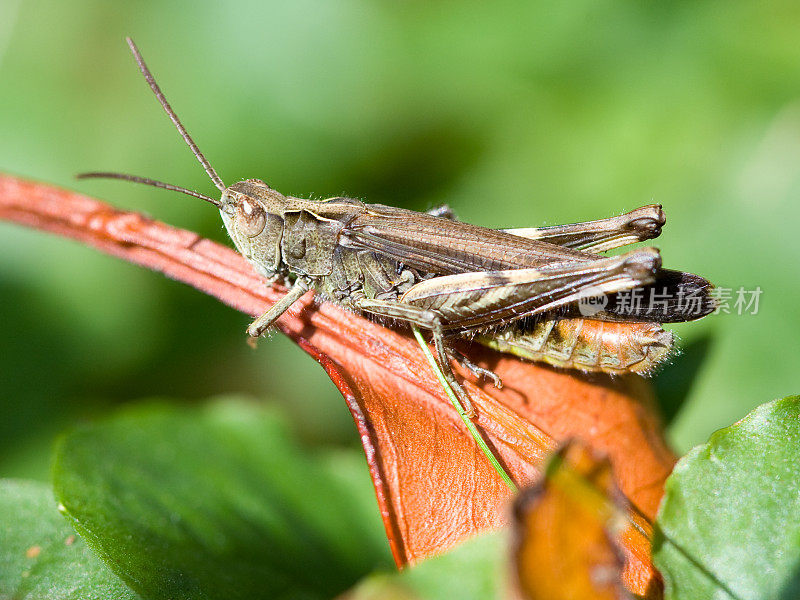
[
  {"x1": 342, "y1": 204, "x2": 593, "y2": 275},
  {"x1": 342, "y1": 203, "x2": 714, "y2": 324}
]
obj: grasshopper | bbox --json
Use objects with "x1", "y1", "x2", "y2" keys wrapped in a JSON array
[{"x1": 80, "y1": 39, "x2": 715, "y2": 417}]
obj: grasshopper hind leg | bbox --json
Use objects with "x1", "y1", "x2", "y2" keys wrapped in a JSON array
[
  {"x1": 432, "y1": 332, "x2": 476, "y2": 418},
  {"x1": 452, "y1": 348, "x2": 503, "y2": 389},
  {"x1": 355, "y1": 297, "x2": 477, "y2": 418}
]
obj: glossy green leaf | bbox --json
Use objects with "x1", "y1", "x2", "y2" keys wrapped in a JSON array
[
  {"x1": 52, "y1": 399, "x2": 393, "y2": 600},
  {"x1": 0, "y1": 478, "x2": 140, "y2": 600},
  {"x1": 653, "y1": 396, "x2": 800, "y2": 600},
  {"x1": 347, "y1": 531, "x2": 506, "y2": 600}
]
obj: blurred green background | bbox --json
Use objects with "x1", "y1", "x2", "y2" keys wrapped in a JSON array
[{"x1": 1, "y1": 0, "x2": 799, "y2": 480}]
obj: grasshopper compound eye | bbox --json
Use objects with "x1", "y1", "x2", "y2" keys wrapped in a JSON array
[{"x1": 237, "y1": 199, "x2": 267, "y2": 237}]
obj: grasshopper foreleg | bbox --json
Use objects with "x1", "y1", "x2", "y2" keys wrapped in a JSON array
[{"x1": 247, "y1": 278, "x2": 310, "y2": 339}]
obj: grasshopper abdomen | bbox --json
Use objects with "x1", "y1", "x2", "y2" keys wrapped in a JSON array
[{"x1": 485, "y1": 319, "x2": 673, "y2": 375}]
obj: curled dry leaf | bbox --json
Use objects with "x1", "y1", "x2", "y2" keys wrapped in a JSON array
[
  {"x1": 0, "y1": 175, "x2": 673, "y2": 596},
  {"x1": 513, "y1": 442, "x2": 654, "y2": 600}
]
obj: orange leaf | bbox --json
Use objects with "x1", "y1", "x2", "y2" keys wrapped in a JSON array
[
  {"x1": 513, "y1": 442, "x2": 657, "y2": 599},
  {"x1": 0, "y1": 175, "x2": 672, "y2": 596}
]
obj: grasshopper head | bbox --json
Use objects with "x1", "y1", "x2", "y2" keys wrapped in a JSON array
[{"x1": 220, "y1": 179, "x2": 289, "y2": 277}]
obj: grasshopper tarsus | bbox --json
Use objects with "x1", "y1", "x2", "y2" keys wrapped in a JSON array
[
  {"x1": 454, "y1": 350, "x2": 504, "y2": 389},
  {"x1": 460, "y1": 405, "x2": 476, "y2": 420}
]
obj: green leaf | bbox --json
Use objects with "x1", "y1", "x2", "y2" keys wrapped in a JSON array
[
  {"x1": 0, "y1": 478, "x2": 140, "y2": 600},
  {"x1": 348, "y1": 531, "x2": 507, "y2": 600},
  {"x1": 653, "y1": 396, "x2": 800, "y2": 600},
  {"x1": 52, "y1": 399, "x2": 393, "y2": 600}
]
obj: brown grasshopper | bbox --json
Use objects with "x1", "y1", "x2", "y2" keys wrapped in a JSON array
[{"x1": 80, "y1": 39, "x2": 715, "y2": 416}]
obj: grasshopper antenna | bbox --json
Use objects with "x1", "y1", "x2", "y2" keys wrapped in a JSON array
[
  {"x1": 125, "y1": 36, "x2": 226, "y2": 193},
  {"x1": 77, "y1": 39, "x2": 227, "y2": 205},
  {"x1": 76, "y1": 172, "x2": 222, "y2": 207}
]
